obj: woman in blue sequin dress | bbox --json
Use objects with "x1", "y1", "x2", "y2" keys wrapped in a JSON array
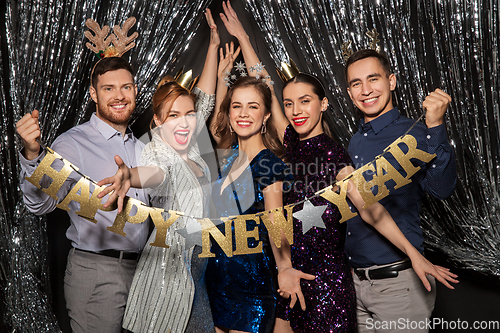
[{"x1": 206, "y1": 76, "x2": 291, "y2": 333}]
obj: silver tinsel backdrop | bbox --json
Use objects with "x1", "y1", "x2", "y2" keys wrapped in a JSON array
[
  {"x1": 0, "y1": 0, "x2": 499, "y2": 331},
  {"x1": 244, "y1": 0, "x2": 500, "y2": 275}
]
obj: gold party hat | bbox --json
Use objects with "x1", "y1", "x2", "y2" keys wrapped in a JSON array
[
  {"x1": 276, "y1": 58, "x2": 300, "y2": 83},
  {"x1": 174, "y1": 68, "x2": 199, "y2": 92}
]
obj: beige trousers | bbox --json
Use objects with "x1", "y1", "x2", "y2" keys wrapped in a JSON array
[
  {"x1": 64, "y1": 248, "x2": 137, "y2": 333},
  {"x1": 353, "y1": 263, "x2": 436, "y2": 333}
]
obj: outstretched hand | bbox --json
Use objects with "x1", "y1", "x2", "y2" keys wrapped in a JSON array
[
  {"x1": 410, "y1": 253, "x2": 458, "y2": 291},
  {"x1": 220, "y1": 1, "x2": 247, "y2": 40},
  {"x1": 97, "y1": 155, "x2": 131, "y2": 213},
  {"x1": 277, "y1": 267, "x2": 316, "y2": 311},
  {"x1": 205, "y1": 8, "x2": 220, "y2": 48},
  {"x1": 218, "y1": 42, "x2": 241, "y2": 80}
]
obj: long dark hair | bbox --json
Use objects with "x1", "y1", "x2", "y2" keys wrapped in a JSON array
[
  {"x1": 215, "y1": 76, "x2": 284, "y2": 158},
  {"x1": 282, "y1": 73, "x2": 332, "y2": 138}
]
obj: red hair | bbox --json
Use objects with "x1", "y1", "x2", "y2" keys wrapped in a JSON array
[{"x1": 150, "y1": 76, "x2": 196, "y2": 128}]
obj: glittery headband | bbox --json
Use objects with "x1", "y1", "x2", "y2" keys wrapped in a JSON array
[
  {"x1": 84, "y1": 17, "x2": 139, "y2": 59},
  {"x1": 342, "y1": 28, "x2": 381, "y2": 62}
]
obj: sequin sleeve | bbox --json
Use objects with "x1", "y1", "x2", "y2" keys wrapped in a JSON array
[
  {"x1": 193, "y1": 87, "x2": 215, "y2": 135},
  {"x1": 139, "y1": 139, "x2": 172, "y2": 198},
  {"x1": 283, "y1": 124, "x2": 299, "y2": 153},
  {"x1": 254, "y1": 150, "x2": 293, "y2": 192},
  {"x1": 325, "y1": 140, "x2": 353, "y2": 177}
]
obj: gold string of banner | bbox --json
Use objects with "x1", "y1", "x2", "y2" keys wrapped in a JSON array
[{"x1": 23, "y1": 116, "x2": 434, "y2": 257}]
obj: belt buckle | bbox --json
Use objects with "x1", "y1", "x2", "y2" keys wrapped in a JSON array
[{"x1": 354, "y1": 269, "x2": 368, "y2": 281}]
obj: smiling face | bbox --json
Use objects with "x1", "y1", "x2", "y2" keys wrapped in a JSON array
[
  {"x1": 90, "y1": 68, "x2": 137, "y2": 133},
  {"x1": 154, "y1": 95, "x2": 197, "y2": 154},
  {"x1": 283, "y1": 81, "x2": 328, "y2": 140},
  {"x1": 229, "y1": 86, "x2": 270, "y2": 141},
  {"x1": 346, "y1": 56, "x2": 397, "y2": 122}
]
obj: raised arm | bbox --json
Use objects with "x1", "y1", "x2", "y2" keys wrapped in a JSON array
[
  {"x1": 337, "y1": 166, "x2": 458, "y2": 291},
  {"x1": 220, "y1": 0, "x2": 289, "y2": 141},
  {"x1": 195, "y1": 9, "x2": 220, "y2": 95},
  {"x1": 209, "y1": 42, "x2": 240, "y2": 143},
  {"x1": 421, "y1": 88, "x2": 457, "y2": 199},
  {"x1": 17, "y1": 110, "x2": 71, "y2": 215}
]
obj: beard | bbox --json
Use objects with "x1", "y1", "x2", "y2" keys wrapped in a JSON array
[{"x1": 96, "y1": 97, "x2": 136, "y2": 127}]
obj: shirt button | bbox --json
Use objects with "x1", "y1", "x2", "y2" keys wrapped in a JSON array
[
  {"x1": 348, "y1": 256, "x2": 352, "y2": 260},
  {"x1": 347, "y1": 232, "x2": 351, "y2": 236},
  {"x1": 432, "y1": 164, "x2": 436, "y2": 168},
  {"x1": 427, "y1": 135, "x2": 431, "y2": 139},
  {"x1": 354, "y1": 155, "x2": 358, "y2": 159},
  {"x1": 363, "y1": 133, "x2": 368, "y2": 137}
]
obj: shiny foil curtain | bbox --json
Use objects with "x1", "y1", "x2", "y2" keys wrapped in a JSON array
[
  {"x1": 1, "y1": 0, "x2": 211, "y2": 331},
  {"x1": 246, "y1": 0, "x2": 499, "y2": 275}
]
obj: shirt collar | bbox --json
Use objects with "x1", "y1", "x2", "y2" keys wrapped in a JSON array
[
  {"x1": 90, "y1": 113, "x2": 136, "y2": 142},
  {"x1": 359, "y1": 107, "x2": 401, "y2": 134}
]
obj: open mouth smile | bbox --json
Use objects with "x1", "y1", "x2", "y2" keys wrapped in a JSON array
[
  {"x1": 236, "y1": 121, "x2": 252, "y2": 128},
  {"x1": 361, "y1": 97, "x2": 379, "y2": 105},
  {"x1": 292, "y1": 117, "x2": 308, "y2": 126},
  {"x1": 110, "y1": 103, "x2": 127, "y2": 110},
  {"x1": 174, "y1": 129, "x2": 190, "y2": 145}
]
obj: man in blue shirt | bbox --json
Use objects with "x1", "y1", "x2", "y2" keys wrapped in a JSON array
[
  {"x1": 344, "y1": 49, "x2": 457, "y2": 332},
  {"x1": 16, "y1": 57, "x2": 150, "y2": 333}
]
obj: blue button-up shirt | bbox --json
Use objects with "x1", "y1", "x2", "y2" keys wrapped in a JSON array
[
  {"x1": 345, "y1": 107, "x2": 456, "y2": 267},
  {"x1": 20, "y1": 113, "x2": 150, "y2": 253}
]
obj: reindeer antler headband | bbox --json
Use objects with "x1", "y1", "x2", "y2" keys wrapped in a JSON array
[
  {"x1": 342, "y1": 28, "x2": 381, "y2": 62},
  {"x1": 84, "y1": 17, "x2": 139, "y2": 58}
]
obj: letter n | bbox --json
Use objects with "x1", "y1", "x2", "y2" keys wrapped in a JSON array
[{"x1": 198, "y1": 218, "x2": 233, "y2": 258}]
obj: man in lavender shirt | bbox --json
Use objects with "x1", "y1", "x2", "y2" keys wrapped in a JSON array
[{"x1": 16, "y1": 56, "x2": 150, "y2": 333}]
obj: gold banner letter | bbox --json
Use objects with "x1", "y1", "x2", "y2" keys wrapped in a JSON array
[
  {"x1": 259, "y1": 205, "x2": 294, "y2": 248},
  {"x1": 319, "y1": 180, "x2": 358, "y2": 223},
  {"x1": 149, "y1": 209, "x2": 182, "y2": 248},
  {"x1": 199, "y1": 218, "x2": 233, "y2": 258},
  {"x1": 77, "y1": 184, "x2": 117, "y2": 223},
  {"x1": 107, "y1": 197, "x2": 151, "y2": 236},
  {"x1": 25, "y1": 148, "x2": 74, "y2": 200},
  {"x1": 233, "y1": 214, "x2": 262, "y2": 256},
  {"x1": 351, "y1": 157, "x2": 412, "y2": 208},
  {"x1": 56, "y1": 177, "x2": 91, "y2": 215},
  {"x1": 385, "y1": 135, "x2": 436, "y2": 179}
]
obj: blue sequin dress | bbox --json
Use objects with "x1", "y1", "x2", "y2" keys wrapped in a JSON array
[{"x1": 206, "y1": 147, "x2": 291, "y2": 333}]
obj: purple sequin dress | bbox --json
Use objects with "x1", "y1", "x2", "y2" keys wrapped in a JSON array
[{"x1": 276, "y1": 125, "x2": 356, "y2": 332}]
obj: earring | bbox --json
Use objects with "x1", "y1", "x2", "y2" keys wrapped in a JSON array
[
  {"x1": 261, "y1": 121, "x2": 267, "y2": 134},
  {"x1": 230, "y1": 126, "x2": 234, "y2": 133}
]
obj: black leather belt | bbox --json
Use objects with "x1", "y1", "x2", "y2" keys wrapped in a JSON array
[
  {"x1": 74, "y1": 248, "x2": 139, "y2": 261},
  {"x1": 353, "y1": 259, "x2": 412, "y2": 280}
]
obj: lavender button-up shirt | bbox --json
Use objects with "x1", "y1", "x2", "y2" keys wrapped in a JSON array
[{"x1": 20, "y1": 113, "x2": 149, "y2": 253}]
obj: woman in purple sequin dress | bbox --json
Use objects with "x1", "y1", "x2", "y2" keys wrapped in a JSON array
[{"x1": 274, "y1": 73, "x2": 357, "y2": 332}]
